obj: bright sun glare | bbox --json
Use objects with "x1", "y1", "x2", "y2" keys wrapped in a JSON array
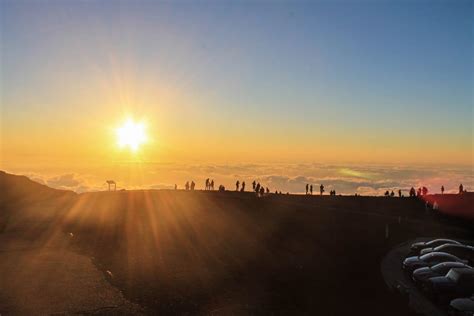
[{"x1": 116, "y1": 119, "x2": 148, "y2": 152}]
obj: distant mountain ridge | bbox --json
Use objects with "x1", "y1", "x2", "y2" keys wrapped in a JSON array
[{"x1": 0, "y1": 170, "x2": 75, "y2": 206}]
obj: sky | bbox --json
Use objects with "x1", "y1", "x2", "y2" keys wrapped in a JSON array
[{"x1": 0, "y1": 0, "x2": 473, "y2": 193}]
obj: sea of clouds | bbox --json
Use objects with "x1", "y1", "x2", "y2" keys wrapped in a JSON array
[{"x1": 15, "y1": 162, "x2": 473, "y2": 196}]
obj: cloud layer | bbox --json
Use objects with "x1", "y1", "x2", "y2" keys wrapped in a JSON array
[{"x1": 16, "y1": 163, "x2": 473, "y2": 196}]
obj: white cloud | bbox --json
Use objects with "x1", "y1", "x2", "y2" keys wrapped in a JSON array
[{"x1": 12, "y1": 163, "x2": 474, "y2": 196}]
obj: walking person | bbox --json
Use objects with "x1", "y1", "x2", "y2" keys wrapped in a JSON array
[
  {"x1": 310, "y1": 184, "x2": 313, "y2": 195},
  {"x1": 320, "y1": 184, "x2": 325, "y2": 195},
  {"x1": 441, "y1": 186, "x2": 445, "y2": 194},
  {"x1": 252, "y1": 180, "x2": 256, "y2": 191},
  {"x1": 236, "y1": 180, "x2": 240, "y2": 191},
  {"x1": 241, "y1": 181, "x2": 246, "y2": 192},
  {"x1": 306, "y1": 184, "x2": 309, "y2": 195}
]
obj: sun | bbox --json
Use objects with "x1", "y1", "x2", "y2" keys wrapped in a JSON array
[{"x1": 116, "y1": 119, "x2": 148, "y2": 152}]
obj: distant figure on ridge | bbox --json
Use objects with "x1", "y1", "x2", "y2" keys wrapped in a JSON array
[
  {"x1": 255, "y1": 183, "x2": 261, "y2": 194},
  {"x1": 259, "y1": 186, "x2": 265, "y2": 196},
  {"x1": 266, "y1": 187, "x2": 270, "y2": 194},
  {"x1": 191, "y1": 181, "x2": 195, "y2": 190},
  {"x1": 390, "y1": 191, "x2": 395, "y2": 197},
  {"x1": 417, "y1": 187, "x2": 422, "y2": 197},
  {"x1": 441, "y1": 186, "x2": 445, "y2": 194},
  {"x1": 422, "y1": 186, "x2": 428, "y2": 196},
  {"x1": 185, "y1": 181, "x2": 190, "y2": 191},
  {"x1": 174, "y1": 184, "x2": 177, "y2": 190},
  {"x1": 252, "y1": 181, "x2": 256, "y2": 191},
  {"x1": 409, "y1": 187, "x2": 416, "y2": 197},
  {"x1": 205, "y1": 178, "x2": 210, "y2": 190},
  {"x1": 398, "y1": 189, "x2": 402, "y2": 197},
  {"x1": 310, "y1": 184, "x2": 313, "y2": 195},
  {"x1": 236, "y1": 180, "x2": 240, "y2": 191},
  {"x1": 241, "y1": 181, "x2": 246, "y2": 192},
  {"x1": 459, "y1": 184, "x2": 464, "y2": 194},
  {"x1": 320, "y1": 184, "x2": 324, "y2": 195},
  {"x1": 306, "y1": 184, "x2": 309, "y2": 195},
  {"x1": 384, "y1": 190, "x2": 389, "y2": 197}
]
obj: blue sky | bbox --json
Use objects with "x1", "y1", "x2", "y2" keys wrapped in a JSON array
[{"x1": 1, "y1": 0, "x2": 472, "y2": 166}]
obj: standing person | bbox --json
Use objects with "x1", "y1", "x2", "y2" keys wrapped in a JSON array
[
  {"x1": 459, "y1": 184, "x2": 463, "y2": 194},
  {"x1": 205, "y1": 178, "x2": 209, "y2": 190},
  {"x1": 191, "y1": 181, "x2": 195, "y2": 190},
  {"x1": 441, "y1": 186, "x2": 445, "y2": 194},
  {"x1": 252, "y1": 180, "x2": 256, "y2": 191},
  {"x1": 266, "y1": 187, "x2": 270, "y2": 194},
  {"x1": 260, "y1": 186, "x2": 265, "y2": 196},
  {"x1": 398, "y1": 189, "x2": 402, "y2": 197},
  {"x1": 255, "y1": 183, "x2": 261, "y2": 194},
  {"x1": 241, "y1": 181, "x2": 246, "y2": 192},
  {"x1": 306, "y1": 184, "x2": 309, "y2": 195},
  {"x1": 210, "y1": 180, "x2": 214, "y2": 190},
  {"x1": 310, "y1": 184, "x2": 313, "y2": 195},
  {"x1": 174, "y1": 184, "x2": 177, "y2": 190},
  {"x1": 185, "y1": 181, "x2": 190, "y2": 191},
  {"x1": 422, "y1": 187, "x2": 428, "y2": 196},
  {"x1": 417, "y1": 188, "x2": 422, "y2": 197},
  {"x1": 320, "y1": 184, "x2": 324, "y2": 195},
  {"x1": 236, "y1": 180, "x2": 240, "y2": 191}
]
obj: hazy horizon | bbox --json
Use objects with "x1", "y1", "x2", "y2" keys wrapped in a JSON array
[
  {"x1": 1, "y1": 0, "x2": 472, "y2": 193},
  {"x1": 3, "y1": 161, "x2": 472, "y2": 196}
]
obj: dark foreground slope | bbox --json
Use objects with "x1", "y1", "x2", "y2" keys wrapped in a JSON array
[
  {"x1": 63, "y1": 190, "x2": 473, "y2": 315},
  {"x1": 0, "y1": 172, "x2": 142, "y2": 315},
  {"x1": 1, "y1": 171, "x2": 472, "y2": 315}
]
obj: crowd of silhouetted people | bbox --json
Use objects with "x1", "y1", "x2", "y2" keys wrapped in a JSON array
[{"x1": 175, "y1": 179, "x2": 468, "y2": 198}]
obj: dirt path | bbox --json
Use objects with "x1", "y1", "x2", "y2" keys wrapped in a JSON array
[{"x1": 0, "y1": 231, "x2": 143, "y2": 315}]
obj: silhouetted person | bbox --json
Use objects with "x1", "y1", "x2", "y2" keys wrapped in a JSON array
[
  {"x1": 417, "y1": 188, "x2": 422, "y2": 197},
  {"x1": 459, "y1": 184, "x2": 463, "y2": 194},
  {"x1": 236, "y1": 180, "x2": 240, "y2": 191},
  {"x1": 185, "y1": 181, "x2": 190, "y2": 191},
  {"x1": 205, "y1": 178, "x2": 209, "y2": 190},
  {"x1": 398, "y1": 189, "x2": 402, "y2": 197},
  {"x1": 241, "y1": 181, "x2": 246, "y2": 192},
  {"x1": 441, "y1": 186, "x2": 445, "y2": 194},
  {"x1": 333, "y1": 190, "x2": 336, "y2": 196},
  {"x1": 306, "y1": 184, "x2": 309, "y2": 195},
  {"x1": 174, "y1": 184, "x2": 177, "y2": 190},
  {"x1": 266, "y1": 187, "x2": 270, "y2": 194},
  {"x1": 259, "y1": 187, "x2": 265, "y2": 196},
  {"x1": 320, "y1": 184, "x2": 324, "y2": 195},
  {"x1": 390, "y1": 191, "x2": 395, "y2": 197},
  {"x1": 211, "y1": 180, "x2": 214, "y2": 190},
  {"x1": 191, "y1": 181, "x2": 195, "y2": 190},
  {"x1": 255, "y1": 183, "x2": 261, "y2": 194},
  {"x1": 422, "y1": 186, "x2": 428, "y2": 196},
  {"x1": 384, "y1": 190, "x2": 389, "y2": 196},
  {"x1": 409, "y1": 187, "x2": 416, "y2": 197},
  {"x1": 252, "y1": 181, "x2": 256, "y2": 191}
]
